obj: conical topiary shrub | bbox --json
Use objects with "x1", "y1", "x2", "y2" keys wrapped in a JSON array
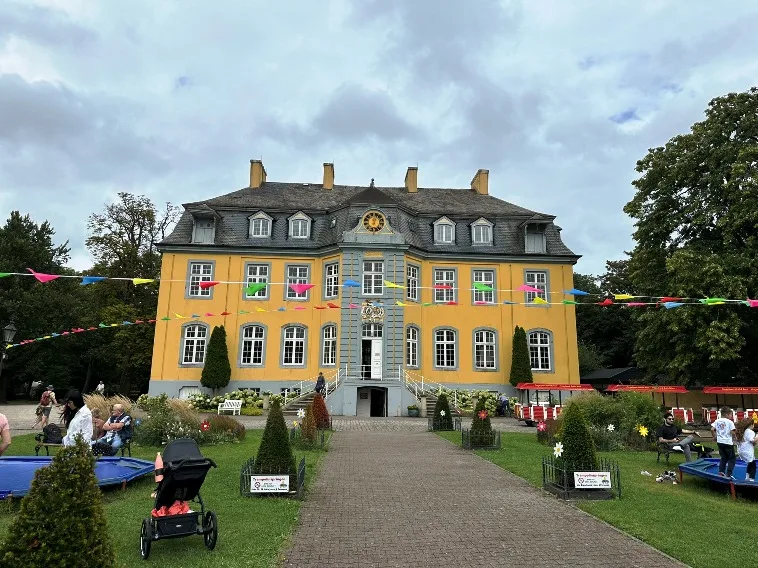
[
  {"x1": 254, "y1": 399, "x2": 296, "y2": 476},
  {"x1": 509, "y1": 325, "x2": 533, "y2": 386},
  {"x1": 0, "y1": 437, "x2": 116, "y2": 567},
  {"x1": 201, "y1": 325, "x2": 231, "y2": 393},
  {"x1": 470, "y1": 397, "x2": 494, "y2": 446},
  {"x1": 433, "y1": 393, "x2": 453, "y2": 430},
  {"x1": 300, "y1": 402, "x2": 317, "y2": 446},
  {"x1": 558, "y1": 402, "x2": 598, "y2": 473},
  {"x1": 311, "y1": 393, "x2": 331, "y2": 429}
]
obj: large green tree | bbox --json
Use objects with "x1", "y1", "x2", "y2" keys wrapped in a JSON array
[{"x1": 624, "y1": 87, "x2": 758, "y2": 386}]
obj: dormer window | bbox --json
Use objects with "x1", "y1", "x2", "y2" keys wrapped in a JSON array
[
  {"x1": 433, "y1": 216, "x2": 455, "y2": 244},
  {"x1": 192, "y1": 218, "x2": 215, "y2": 244},
  {"x1": 471, "y1": 218, "x2": 493, "y2": 245},
  {"x1": 288, "y1": 212, "x2": 311, "y2": 239},
  {"x1": 525, "y1": 223, "x2": 547, "y2": 253},
  {"x1": 249, "y1": 211, "x2": 272, "y2": 238}
]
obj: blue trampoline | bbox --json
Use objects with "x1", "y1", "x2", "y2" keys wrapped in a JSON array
[
  {"x1": 0, "y1": 456, "x2": 154, "y2": 499},
  {"x1": 678, "y1": 458, "x2": 757, "y2": 498}
]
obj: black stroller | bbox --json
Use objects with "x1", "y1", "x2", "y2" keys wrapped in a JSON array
[{"x1": 140, "y1": 438, "x2": 218, "y2": 559}]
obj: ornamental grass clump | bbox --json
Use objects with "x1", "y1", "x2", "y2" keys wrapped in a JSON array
[
  {"x1": 558, "y1": 402, "x2": 598, "y2": 472},
  {"x1": 299, "y1": 403, "x2": 317, "y2": 447},
  {"x1": 470, "y1": 397, "x2": 494, "y2": 446},
  {"x1": 0, "y1": 438, "x2": 116, "y2": 568},
  {"x1": 311, "y1": 393, "x2": 331, "y2": 429},
  {"x1": 254, "y1": 399, "x2": 296, "y2": 477},
  {"x1": 433, "y1": 393, "x2": 454, "y2": 430}
]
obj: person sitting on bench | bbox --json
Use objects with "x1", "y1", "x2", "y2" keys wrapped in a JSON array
[
  {"x1": 92, "y1": 404, "x2": 131, "y2": 456},
  {"x1": 656, "y1": 411, "x2": 697, "y2": 462}
]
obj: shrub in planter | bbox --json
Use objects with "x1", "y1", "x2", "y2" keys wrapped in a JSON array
[
  {"x1": 0, "y1": 438, "x2": 116, "y2": 567},
  {"x1": 470, "y1": 398, "x2": 494, "y2": 446},
  {"x1": 298, "y1": 403, "x2": 317, "y2": 447},
  {"x1": 311, "y1": 393, "x2": 331, "y2": 429},
  {"x1": 558, "y1": 402, "x2": 598, "y2": 471},
  {"x1": 433, "y1": 393, "x2": 454, "y2": 430},
  {"x1": 209, "y1": 414, "x2": 246, "y2": 441},
  {"x1": 254, "y1": 399, "x2": 296, "y2": 476}
]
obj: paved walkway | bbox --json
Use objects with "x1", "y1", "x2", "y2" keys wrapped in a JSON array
[{"x1": 282, "y1": 429, "x2": 687, "y2": 568}]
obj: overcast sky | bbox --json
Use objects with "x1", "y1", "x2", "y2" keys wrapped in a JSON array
[{"x1": 1, "y1": 0, "x2": 757, "y2": 276}]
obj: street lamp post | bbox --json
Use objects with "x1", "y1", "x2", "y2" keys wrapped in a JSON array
[{"x1": 0, "y1": 322, "x2": 18, "y2": 405}]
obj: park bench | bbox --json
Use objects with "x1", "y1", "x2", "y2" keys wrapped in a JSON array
[
  {"x1": 657, "y1": 430, "x2": 714, "y2": 464},
  {"x1": 217, "y1": 399, "x2": 243, "y2": 416},
  {"x1": 34, "y1": 422, "x2": 135, "y2": 457}
]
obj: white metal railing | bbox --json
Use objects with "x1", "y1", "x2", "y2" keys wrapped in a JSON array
[
  {"x1": 280, "y1": 368, "x2": 341, "y2": 406},
  {"x1": 400, "y1": 368, "x2": 463, "y2": 408}
]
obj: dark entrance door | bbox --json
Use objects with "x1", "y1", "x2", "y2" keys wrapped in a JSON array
[
  {"x1": 361, "y1": 340, "x2": 371, "y2": 379},
  {"x1": 370, "y1": 388, "x2": 386, "y2": 417}
]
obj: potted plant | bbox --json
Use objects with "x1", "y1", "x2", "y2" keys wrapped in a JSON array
[{"x1": 407, "y1": 404, "x2": 419, "y2": 418}]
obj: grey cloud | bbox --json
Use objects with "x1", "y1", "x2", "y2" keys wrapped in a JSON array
[{"x1": 0, "y1": 1, "x2": 96, "y2": 47}]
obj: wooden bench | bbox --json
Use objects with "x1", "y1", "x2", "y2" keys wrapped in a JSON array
[
  {"x1": 35, "y1": 426, "x2": 134, "y2": 457},
  {"x1": 657, "y1": 431, "x2": 715, "y2": 464},
  {"x1": 217, "y1": 399, "x2": 242, "y2": 415}
]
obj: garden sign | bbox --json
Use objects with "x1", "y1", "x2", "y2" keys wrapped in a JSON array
[
  {"x1": 250, "y1": 475, "x2": 290, "y2": 493},
  {"x1": 573, "y1": 471, "x2": 612, "y2": 489}
]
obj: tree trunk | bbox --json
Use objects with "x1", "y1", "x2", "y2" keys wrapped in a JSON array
[{"x1": 82, "y1": 355, "x2": 95, "y2": 394}]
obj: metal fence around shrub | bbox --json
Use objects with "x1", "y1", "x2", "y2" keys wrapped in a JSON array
[
  {"x1": 239, "y1": 456, "x2": 306, "y2": 499},
  {"x1": 461, "y1": 427, "x2": 501, "y2": 450},
  {"x1": 427, "y1": 417, "x2": 461, "y2": 432},
  {"x1": 289, "y1": 427, "x2": 328, "y2": 449},
  {"x1": 542, "y1": 456, "x2": 621, "y2": 500}
]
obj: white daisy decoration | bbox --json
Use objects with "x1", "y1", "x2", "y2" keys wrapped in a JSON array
[
  {"x1": 440, "y1": 410, "x2": 446, "y2": 417},
  {"x1": 553, "y1": 442, "x2": 564, "y2": 458},
  {"x1": 607, "y1": 424, "x2": 615, "y2": 432},
  {"x1": 297, "y1": 408, "x2": 306, "y2": 418}
]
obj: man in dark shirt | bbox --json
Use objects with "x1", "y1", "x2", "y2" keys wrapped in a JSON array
[{"x1": 656, "y1": 412, "x2": 696, "y2": 462}]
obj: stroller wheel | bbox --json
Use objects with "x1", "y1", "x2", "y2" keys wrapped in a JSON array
[
  {"x1": 140, "y1": 518, "x2": 152, "y2": 559},
  {"x1": 203, "y1": 511, "x2": 218, "y2": 550}
]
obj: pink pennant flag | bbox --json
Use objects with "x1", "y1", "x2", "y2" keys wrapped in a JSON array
[
  {"x1": 294, "y1": 306, "x2": 306, "y2": 310},
  {"x1": 148, "y1": 319, "x2": 156, "y2": 323},
  {"x1": 134, "y1": 320, "x2": 144, "y2": 324},
  {"x1": 198, "y1": 281, "x2": 220, "y2": 289},
  {"x1": 27, "y1": 268, "x2": 60, "y2": 283},
  {"x1": 517, "y1": 284, "x2": 542, "y2": 293},
  {"x1": 626, "y1": 302, "x2": 647, "y2": 307},
  {"x1": 205, "y1": 312, "x2": 215, "y2": 317},
  {"x1": 474, "y1": 301, "x2": 488, "y2": 305},
  {"x1": 747, "y1": 299, "x2": 758, "y2": 308},
  {"x1": 432, "y1": 284, "x2": 452, "y2": 289},
  {"x1": 289, "y1": 283, "x2": 315, "y2": 295},
  {"x1": 348, "y1": 303, "x2": 359, "y2": 308},
  {"x1": 62, "y1": 331, "x2": 70, "y2": 336}
]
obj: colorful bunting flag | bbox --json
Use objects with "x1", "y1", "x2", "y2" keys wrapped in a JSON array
[
  {"x1": 562, "y1": 300, "x2": 578, "y2": 305},
  {"x1": 597, "y1": 299, "x2": 614, "y2": 307},
  {"x1": 473, "y1": 282, "x2": 493, "y2": 292},
  {"x1": 199, "y1": 281, "x2": 220, "y2": 289},
  {"x1": 243, "y1": 283, "x2": 267, "y2": 295},
  {"x1": 384, "y1": 280, "x2": 404, "y2": 289},
  {"x1": 748, "y1": 299, "x2": 758, "y2": 308},
  {"x1": 220, "y1": 311, "x2": 232, "y2": 316},
  {"x1": 518, "y1": 284, "x2": 542, "y2": 293},
  {"x1": 0, "y1": 273, "x2": 10, "y2": 278},
  {"x1": 664, "y1": 302, "x2": 683, "y2": 309},
  {"x1": 659, "y1": 297, "x2": 681, "y2": 303},
  {"x1": 348, "y1": 303, "x2": 359, "y2": 308},
  {"x1": 532, "y1": 297, "x2": 548, "y2": 305},
  {"x1": 432, "y1": 285, "x2": 452, "y2": 289},
  {"x1": 614, "y1": 294, "x2": 634, "y2": 300},
  {"x1": 27, "y1": 268, "x2": 60, "y2": 283},
  {"x1": 626, "y1": 302, "x2": 647, "y2": 307},
  {"x1": 132, "y1": 278, "x2": 154, "y2": 285},
  {"x1": 564, "y1": 288, "x2": 589, "y2": 296},
  {"x1": 342, "y1": 280, "x2": 360, "y2": 287},
  {"x1": 327, "y1": 302, "x2": 340, "y2": 309},
  {"x1": 80, "y1": 276, "x2": 106, "y2": 285},
  {"x1": 289, "y1": 283, "x2": 315, "y2": 295},
  {"x1": 396, "y1": 301, "x2": 407, "y2": 306}
]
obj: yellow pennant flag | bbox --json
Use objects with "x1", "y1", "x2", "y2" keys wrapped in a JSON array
[
  {"x1": 174, "y1": 313, "x2": 187, "y2": 319},
  {"x1": 614, "y1": 293, "x2": 634, "y2": 300},
  {"x1": 384, "y1": 280, "x2": 405, "y2": 289},
  {"x1": 396, "y1": 300, "x2": 407, "y2": 306},
  {"x1": 532, "y1": 297, "x2": 549, "y2": 305},
  {"x1": 133, "y1": 278, "x2": 155, "y2": 285},
  {"x1": 255, "y1": 307, "x2": 267, "y2": 312}
]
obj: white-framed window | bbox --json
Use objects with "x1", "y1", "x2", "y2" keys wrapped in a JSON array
[
  {"x1": 406, "y1": 326, "x2": 419, "y2": 367},
  {"x1": 241, "y1": 325, "x2": 265, "y2": 365},
  {"x1": 322, "y1": 325, "x2": 337, "y2": 366},
  {"x1": 181, "y1": 324, "x2": 207, "y2": 364},
  {"x1": 249, "y1": 212, "x2": 272, "y2": 238},
  {"x1": 433, "y1": 217, "x2": 455, "y2": 243},
  {"x1": 282, "y1": 326, "x2": 306, "y2": 365},
  {"x1": 289, "y1": 212, "x2": 311, "y2": 239},
  {"x1": 474, "y1": 329, "x2": 496, "y2": 369},
  {"x1": 286, "y1": 265, "x2": 310, "y2": 299},
  {"x1": 525, "y1": 270, "x2": 548, "y2": 302},
  {"x1": 525, "y1": 224, "x2": 546, "y2": 253},
  {"x1": 528, "y1": 331, "x2": 552, "y2": 371},
  {"x1": 434, "y1": 328, "x2": 456, "y2": 368},
  {"x1": 245, "y1": 264, "x2": 269, "y2": 298},
  {"x1": 192, "y1": 219, "x2": 214, "y2": 244},
  {"x1": 362, "y1": 323, "x2": 383, "y2": 338},
  {"x1": 471, "y1": 218, "x2": 493, "y2": 245},
  {"x1": 325, "y1": 263, "x2": 339, "y2": 298},
  {"x1": 188, "y1": 262, "x2": 213, "y2": 297},
  {"x1": 473, "y1": 269, "x2": 495, "y2": 304},
  {"x1": 434, "y1": 269, "x2": 455, "y2": 303},
  {"x1": 362, "y1": 261, "x2": 384, "y2": 296},
  {"x1": 406, "y1": 265, "x2": 419, "y2": 302}
]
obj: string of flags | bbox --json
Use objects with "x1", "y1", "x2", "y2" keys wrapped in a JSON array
[
  {"x1": 2, "y1": 268, "x2": 758, "y2": 306},
  {"x1": 5, "y1": 319, "x2": 157, "y2": 350}
]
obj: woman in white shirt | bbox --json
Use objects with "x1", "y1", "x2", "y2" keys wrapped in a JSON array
[
  {"x1": 736, "y1": 418, "x2": 758, "y2": 482},
  {"x1": 62, "y1": 390, "x2": 93, "y2": 447}
]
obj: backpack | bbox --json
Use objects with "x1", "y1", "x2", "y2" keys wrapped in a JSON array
[
  {"x1": 40, "y1": 390, "x2": 51, "y2": 406},
  {"x1": 43, "y1": 423, "x2": 63, "y2": 445}
]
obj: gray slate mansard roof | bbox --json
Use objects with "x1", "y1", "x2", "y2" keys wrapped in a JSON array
[{"x1": 160, "y1": 182, "x2": 578, "y2": 260}]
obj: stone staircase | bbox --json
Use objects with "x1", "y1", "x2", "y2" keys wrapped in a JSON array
[
  {"x1": 415, "y1": 393, "x2": 463, "y2": 417},
  {"x1": 282, "y1": 391, "x2": 318, "y2": 417}
]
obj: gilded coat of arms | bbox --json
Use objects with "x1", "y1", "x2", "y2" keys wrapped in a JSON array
[{"x1": 361, "y1": 301, "x2": 385, "y2": 323}]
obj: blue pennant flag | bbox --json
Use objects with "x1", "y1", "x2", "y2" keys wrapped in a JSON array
[
  {"x1": 122, "y1": 321, "x2": 133, "y2": 325},
  {"x1": 81, "y1": 276, "x2": 107, "y2": 285},
  {"x1": 503, "y1": 300, "x2": 518, "y2": 305},
  {"x1": 564, "y1": 288, "x2": 589, "y2": 296},
  {"x1": 663, "y1": 302, "x2": 683, "y2": 309},
  {"x1": 342, "y1": 279, "x2": 360, "y2": 287}
]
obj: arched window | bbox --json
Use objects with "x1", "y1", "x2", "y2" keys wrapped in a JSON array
[
  {"x1": 474, "y1": 329, "x2": 497, "y2": 369},
  {"x1": 406, "y1": 326, "x2": 419, "y2": 367},
  {"x1": 282, "y1": 326, "x2": 307, "y2": 366},
  {"x1": 434, "y1": 328, "x2": 457, "y2": 369},
  {"x1": 240, "y1": 325, "x2": 266, "y2": 366},
  {"x1": 181, "y1": 324, "x2": 208, "y2": 365},
  {"x1": 528, "y1": 330, "x2": 552, "y2": 371},
  {"x1": 322, "y1": 324, "x2": 337, "y2": 366}
]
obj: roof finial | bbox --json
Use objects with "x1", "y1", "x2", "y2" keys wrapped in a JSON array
[{"x1": 370, "y1": 178, "x2": 375, "y2": 188}]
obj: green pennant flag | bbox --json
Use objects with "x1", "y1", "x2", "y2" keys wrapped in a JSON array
[
  {"x1": 562, "y1": 300, "x2": 578, "y2": 305},
  {"x1": 473, "y1": 282, "x2": 493, "y2": 292},
  {"x1": 422, "y1": 302, "x2": 434, "y2": 307},
  {"x1": 702, "y1": 297, "x2": 728, "y2": 304},
  {"x1": 161, "y1": 316, "x2": 171, "y2": 321},
  {"x1": 98, "y1": 323, "x2": 108, "y2": 328},
  {"x1": 244, "y1": 283, "x2": 267, "y2": 296},
  {"x1": 0, "y1": 273, "x2": 11, "y2": 278},
  {"x1": 239, "y1": 310, "x2": 250, "y2": 315}
]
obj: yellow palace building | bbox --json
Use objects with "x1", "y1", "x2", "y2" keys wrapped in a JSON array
[{"x1": 149, "y1": 160, "x2": 581, "y2": 416}]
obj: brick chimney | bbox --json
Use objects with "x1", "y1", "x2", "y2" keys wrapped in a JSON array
[
  {"x1": 471, "y1": 169, "x2": 489, "y2": 195},
  {"x1": 405, "y1": 166, "x2": 418, "y2": 193},
  {"x1": 323, "y1": 163, "x2": 334, "y2": 190},
  {"x1": 249, "y1": 159, "x2": 266, "y2": 188}
]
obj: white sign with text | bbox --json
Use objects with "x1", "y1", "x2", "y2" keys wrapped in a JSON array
[
  {"x1": 573, "y1": 471, "x2": 612, "y2": 489},
  {"x1": 250, "y1": 475, "x2": 290, "y2": 493}
]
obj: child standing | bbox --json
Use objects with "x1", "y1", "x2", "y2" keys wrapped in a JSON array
[
  {"x1": 736, "y1": 418, "x2": 758, "y2": 482},
  {"x1": 711, "y1": 406, "x2": 737, "y2": 479}
]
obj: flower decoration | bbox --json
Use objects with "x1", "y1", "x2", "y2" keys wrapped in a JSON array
[
  {"x1": 134, "y1": 418, "x2": 142, "y2": 427},
  {"x1": 478, "y1": 409, "x2": 488, "y2": 420},
  {"x1": 537, "y1": 421, "x2": 546, "y2": 432},
  {"x1": 440, "y1": 410, "x2": 446, "y2": 417},
  {"x1": 200, "y1": 420, "x2": 210, "y2": 432},
  {"x1": 607, "y1": 424, "x2": 615, "y2": 432},
  {"x1": 553, "y1": 442, "x2": 564, "y2": 458},
  {"x1": 292, "y1": 420, "x2": 299, "y2": 427},
  {"x1": 638, "y1": 425, "x2": 649, "y2": 438},
  {"x1": 297, "y1": 408, "x2": 306, "y2": 418}
]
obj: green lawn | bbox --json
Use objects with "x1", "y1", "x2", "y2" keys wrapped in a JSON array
[
  {"x1": 438, "y1": 430, "x2": 757, "y2": 568},
  {"x1": 1, "y1": 432, "x2": 329, "y2": 568}
]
